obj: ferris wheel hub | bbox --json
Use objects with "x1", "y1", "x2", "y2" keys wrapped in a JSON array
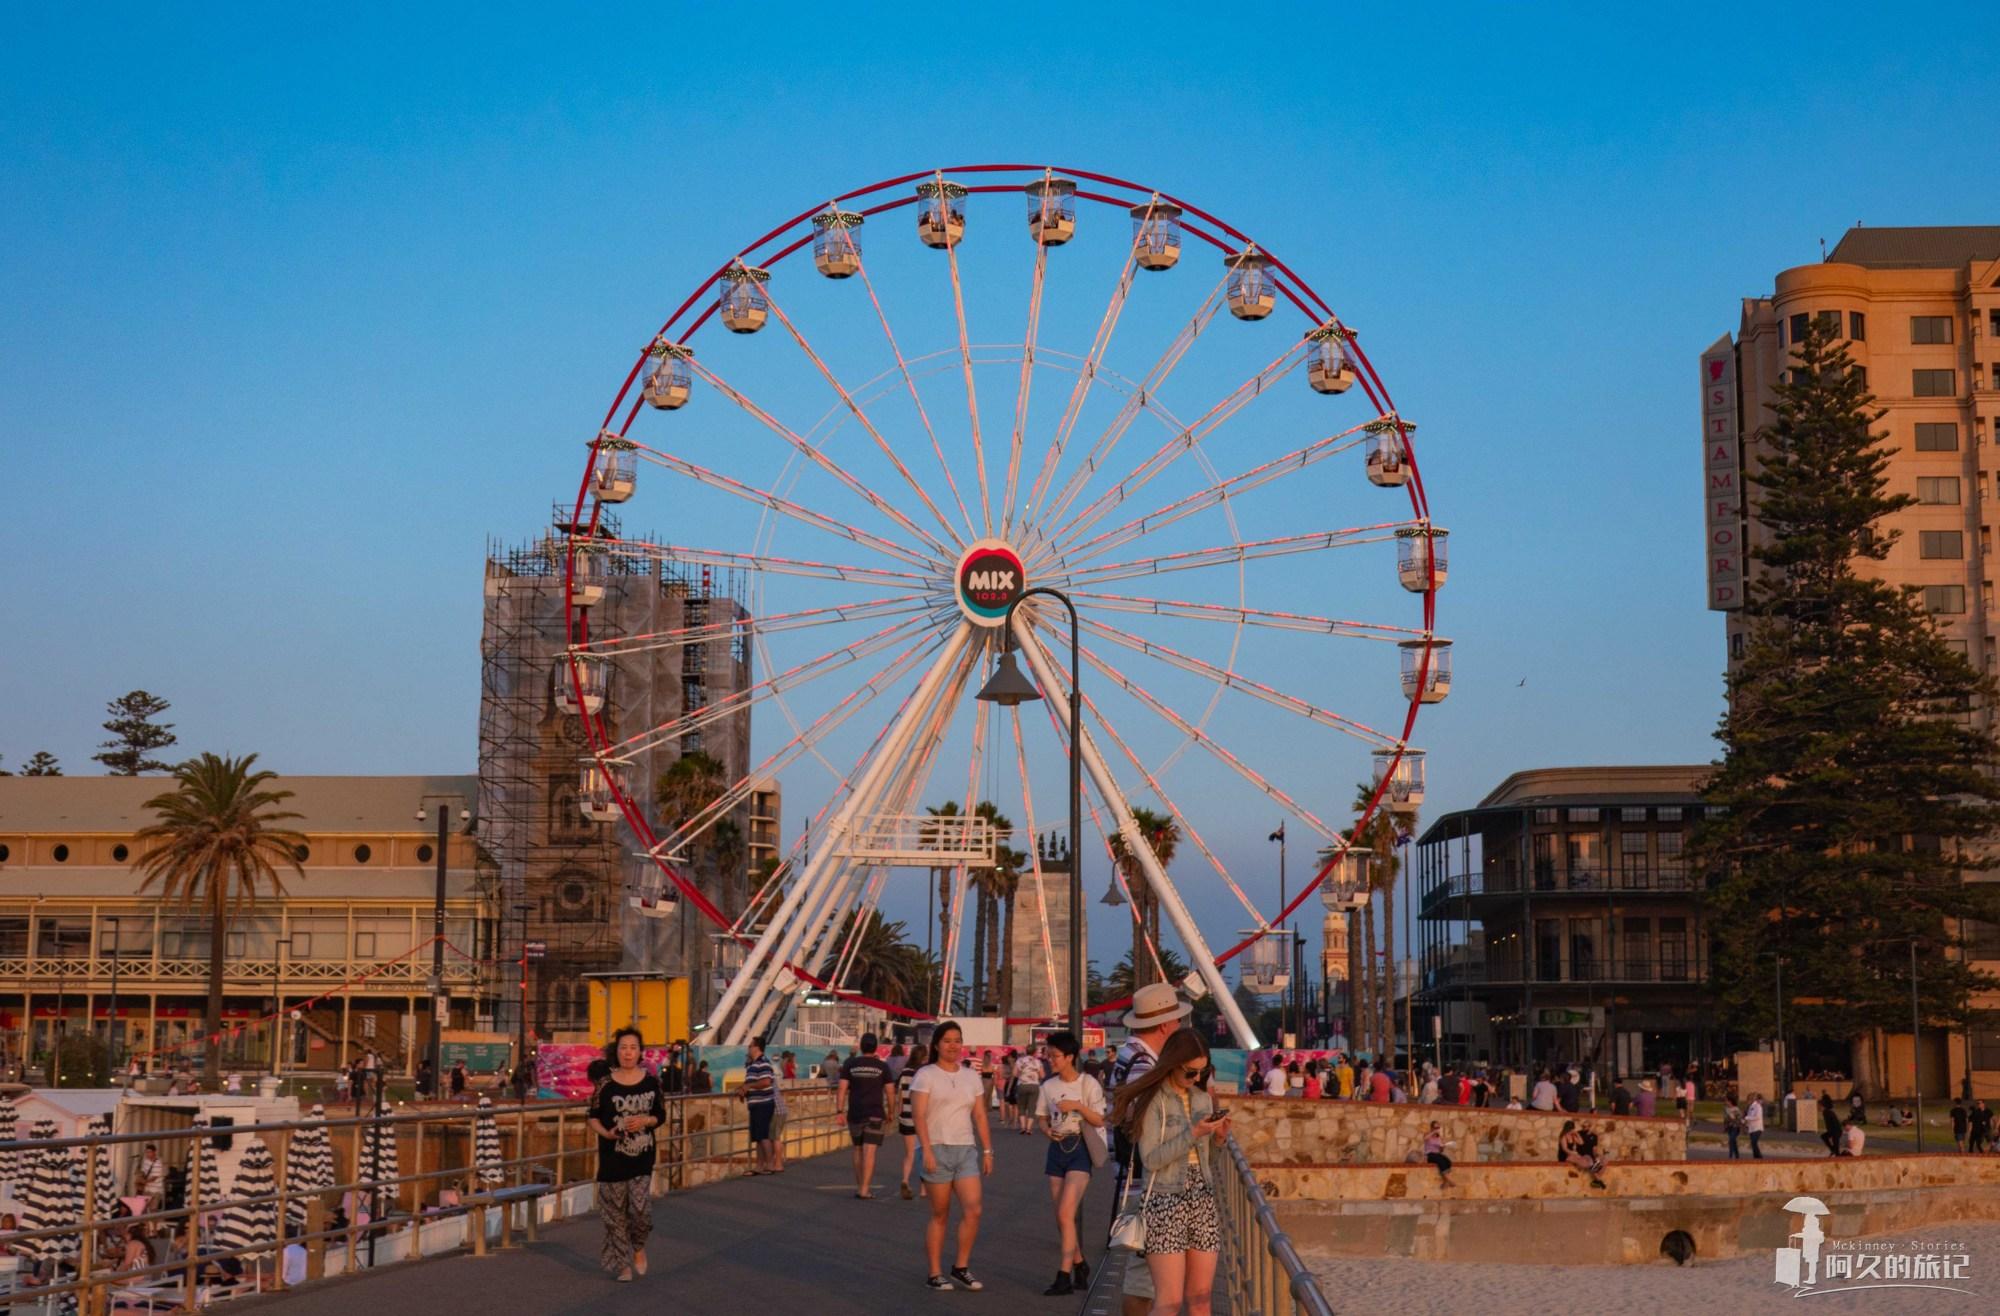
[{"x1": 954, "y1": 538, "x2": 1028, "y2": 629}]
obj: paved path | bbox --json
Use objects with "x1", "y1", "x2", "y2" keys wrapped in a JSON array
[{"x1": 244, "y1": 1128, "x2": 1121, "y2": 1314}]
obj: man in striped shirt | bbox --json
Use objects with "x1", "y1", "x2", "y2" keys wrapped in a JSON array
[{"x1": 742, "y1": 1037, "x2": 779, "y2": 1174}]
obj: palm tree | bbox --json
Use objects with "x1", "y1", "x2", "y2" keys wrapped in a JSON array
[
  {"x1": 656, "y1": 750, "x2": 727, "y2": 831},
  {"x1": 708, "y1": 817, "x2": 745, "y2": 918},
  {"x1": 134, "y1": 754, "x2": 305, "y2": 1090},
  {"x1": 1351, "y1": 781, "x2": 1404, "y2": 1059},
  {"x1": 1109, "y1": 806, "x2": 1180, "y2": 991},
  {"x1": 832, "y1": 911, "x2": 930, "y2": 1009},
  {"x1": 991, "y1": 843, "x2": 1026, "y2": 1013},
  {"x1": 1106, "y1": 947, "x2": 1191, "y2": 1000},
  {"x1": 969, "y1": 802, "x2": 1017, "y2": 1011},
  {"x1": 920, "y1": 801, "x2": 965, "y2": 1005}
]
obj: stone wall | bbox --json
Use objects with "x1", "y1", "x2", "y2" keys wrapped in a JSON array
[
  {"x1": 1230, "y1": 1094, "x2": 1686, "y2": 1166},
  {"x1": 1264, "y1": 1154, "x2": 2000, "y2": 1265}
]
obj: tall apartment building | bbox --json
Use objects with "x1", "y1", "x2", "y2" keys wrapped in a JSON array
[
  {"x1": 1703, "y1": 226, "x2": 2000, "y2": 1097},
  {"x1": 1705, "y1": 226, "x2": 2000, "y2": 696}
]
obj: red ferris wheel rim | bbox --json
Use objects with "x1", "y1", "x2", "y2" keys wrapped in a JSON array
[{"x1": 562, "y1": 163, "x2": 1440, "y2": 1025}]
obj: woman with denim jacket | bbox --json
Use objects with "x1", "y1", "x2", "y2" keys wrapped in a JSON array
[{"x1": 1110, "y1": 1028, "x2": 1231, "y2": 1315}]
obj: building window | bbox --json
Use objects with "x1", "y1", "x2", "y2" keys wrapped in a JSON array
[
  {"x1": 1991, "y1": 310, "x2": 2000, "y2": 338},
  {"x1": 112, "y1": 843, "x2": 129, "y2": 862},
  {"x1": 1657, "y1": 806, "x2": 1683, "y2": 822},
  {"x1": 0, "y1": 918, "x2": 29, "y2": 956},
  {"x1": 1729, "y1": 631, "x2": 1746, "y2": 659},
  {"x1": 1569, "y1": 917, "x2": 1600, "y2": 981},
  {"x1": 1658, "y1": 832, "x2": 1688, "y2": 884},
  {"x1": 1621, "y1": 916, "x2": 1650, "y2": 980},
  {"x1": 1816, "y1": 309, "x2": 1842, "y2": 336},
  {"x1": 417, "y1": 844, "x2": 434, "y2": 863},
  {"x1": 1924, "y1": 585, "x2": 1968, "y2": 614},
  {"x1": 1850, "y1": 311, "x2": 1867, "y2": 340},
  {"x1": 36, "y1": 918, "x2": 90, "y2": 957},
  {"x1": 1620, "y1": 807, "x2": 1648, "y2": 823},
  {"x1": 1620, "y1": 831, "x2": 1650, "y2": 887},
  {"x1": 354, "y1": 932, "x2": 377, "y2": 958},
  {"x1": 1532, "y1": 834, "x2": 1556, "y2": 890},
  {"x1": 53, "y1": 845, "x2": 69, "y2": 863},
  {"x1": 1911, "y1": 316, "x2": 1955, "y2": 345},
  {"x1": 1567, "y1": 807, "x2": 1600, "y2": 823},
  {"x1": 1965, "y1": 919, "x2": 2000, "y2": 962},
  {"x1": 353, "y1": 844, "x2": 372, "y2": 864},
  {"x1": 1536, "y1": 919, "x2": 1562, "y2": 982},
  {"x1": 1914, "y1": 369, "x2": 1957, "y2": 397},
  {"x1": 1974, "y1": 1030, "x2": 2000, "y2": 1071},
  {"x1": 1789, "y1": 312, "x2": 1809, "y2": 343},
  {"x1": 1915, "y1": 422, "x2": 1960, "y2": 451},
  {"x1": 1850, "y1": 366, "x2": 1868, "y2": 388},
  {"x1": 1566, "y1": 832, "x2": 1601, "y2": 888},
  {"x1": 1917, "y1": 476, "x2": 1961, "y2": 505},
  {"x1": 1658, "y1": 917, "x2": 1690, "y2": 981},
  {"x1": 1921, "y1": 530, "x2": 1965, "y2": 559},
  {"x1": 1532, "y1": 808, "x2": 1558, "y2": 825}
]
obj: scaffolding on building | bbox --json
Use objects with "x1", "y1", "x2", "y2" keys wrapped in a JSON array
[{"x1": 478, "y1": 506, "x2": 752, "y2": 1043}]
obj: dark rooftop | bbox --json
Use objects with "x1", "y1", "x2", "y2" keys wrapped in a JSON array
[{"x1": 1825, "y1": 226, "x2": 2000, "y2": 271}]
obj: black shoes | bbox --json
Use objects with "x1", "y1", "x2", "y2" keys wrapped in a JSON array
[
  {"x1": 1043, "y1": 1272, "x2": 1075, "y2": 1296},
  {"x1": 950, "y1": 1266, "x2": 983, "y2": 1291},
  {"x1": 1072, "y1": 1258, "x2": 1090, "y2": 1288}
]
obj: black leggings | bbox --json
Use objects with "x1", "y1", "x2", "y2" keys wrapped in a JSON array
[{"x1": 1426, "y1": 1151, "x2": 1452, "y2": 1178}]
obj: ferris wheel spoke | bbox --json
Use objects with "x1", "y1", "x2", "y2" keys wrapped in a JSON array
[
  {"x1": 1034, "y1": 266, "x2": 1231, "y2": 530},
  {"x1": 1055, "y1": 524, "x2": 1413, "y2": 590},
  {"x1": 1052, "y1": 418, "x2": 1384, "y2": 569},
  {"x1": 999, "y1": 219, "x2": 1053, "y2": 540},
  {"x1": 1031, "y1": 620, "x2": 1340, "y2": 841},
  {"x1": 1075, "y1": 614, "x2": 1398, "y2": 748},
  {"x1": 596, "y1": 536, "x2": 946, "y2": 591},
  {"x1": 760, "y1": 287, "x2": 968, "y2": 551},
  {"x1": 1029, "y1": 650, "x2": 1269, "y2": 928},
  {"x1": 942, "y1": 211, "x2": 994, "y2": 537},
  {"x1": 683, "y1": 357, "x2": 956, "y2": 560},
  {"x1": 652, "y1": 630, "x2": 945, "y2": 859},
  {"x1": 853, "y1": 260, "x2": 980, "y2": 542},
  {"x1": 1043, "y1": 343, "x2": 1308, "y2": 554},
  {"x1": 603, "y1": 614, "x2": 934, "y2": 761},
  {"x1": 1071, "y1": 593, "x2": 1425, "y2": 643},
  {"x1": 576, "y1": 594, "x2": 929, "y2": 658},
  {"x1": 1020, "y1": 242, "x2": 1142, "y2": 531},
  {"x1": 631, "y1": 444, "x2": 937, "y2": 569}
]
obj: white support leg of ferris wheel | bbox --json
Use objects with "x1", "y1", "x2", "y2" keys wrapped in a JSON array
[
  {"x1": 1012, "y1": 616, "x2": 1260, "y2": 1049},
  {"x1": 742, "y1": 629, "x2": 973, "y2": 1042},
  {"x1": 709, "y1": 624, "x2": 974, "y2": 1040}
]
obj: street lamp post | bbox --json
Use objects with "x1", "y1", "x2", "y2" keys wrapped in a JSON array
[
  {"x1": 416, "y1": 797, "x2": 470, "y2": 1098},
  {"x1": 977, "y1": 587, "x2": 1083, "y2": 1041},
  {"x1": 271, "y1": 935, "x2": 296, "y2": 1077},
  {"x1": 513, "y1": 902, "x2": 534, "y2": 1074},
  {"x1": 1270, "y1": 825, "x2": 1288, "y2": 1044},
  {"x1": 104, "y1": 916, "x2": 121, "y2": 1075}
]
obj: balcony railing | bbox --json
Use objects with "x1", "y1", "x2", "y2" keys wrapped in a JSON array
[
  {"x1": 1423, "y1": 866, "x2": 1697, "y2": 909},
  {"x1": 0, "y1": 955, "x2": 485, "y2": 987},
  {"x1": 1425, "y1": 960, "x2": 1704, "y2": 989}
]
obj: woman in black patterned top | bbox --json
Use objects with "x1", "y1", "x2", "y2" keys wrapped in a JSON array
[{"x1": 587, "y1": 1028, "x2": 664, "y2": 1282}]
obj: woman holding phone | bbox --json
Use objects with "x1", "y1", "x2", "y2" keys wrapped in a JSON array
[
  {"x1": 911, "y1": 1021, "x2": 993, "y2": 1292},
  {"x1": 1036, "y1": 1030, "x2": 1106, "y2": 1296},
  {"x1": 1110, "y1": 1028, "x2": 1230, "y2": 1315}
]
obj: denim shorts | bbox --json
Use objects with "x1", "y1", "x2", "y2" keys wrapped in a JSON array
[
  {"x1": 1044, "y1": 1136, "x2": 1092, "y2": 1177},
  {"x1": 921, "y1": 1143, "x2": 981, "y2": 1183}
]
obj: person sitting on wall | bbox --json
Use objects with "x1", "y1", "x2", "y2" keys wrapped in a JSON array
[{"x1": 1558, "y1": 1120, "x2": 1607, "y2": 1190}]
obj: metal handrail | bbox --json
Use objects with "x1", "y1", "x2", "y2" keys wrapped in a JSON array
[
  {"x1": 0, "y1": 1084, "x2": 843, "y2": 1312},
  {"x1": 1214, "y1": 1133, "x2": 1335, "y2": 1316}
]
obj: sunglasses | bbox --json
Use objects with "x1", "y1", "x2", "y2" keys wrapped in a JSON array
[{"x1": 1181, "y1": 1065, "x2": 1206, "y2": 1081}]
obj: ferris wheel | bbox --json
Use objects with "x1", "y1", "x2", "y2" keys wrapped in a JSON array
[{"x1": 562, "y1": 164, "x2": 1445, "y2": 1049}]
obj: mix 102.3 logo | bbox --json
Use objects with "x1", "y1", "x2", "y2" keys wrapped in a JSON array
[{"x1": 956, "y1": 540, "x2": 1027, "y2": 628}]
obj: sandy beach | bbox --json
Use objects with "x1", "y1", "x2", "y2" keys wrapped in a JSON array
[{"x1": 1307, "y1": 1219, "x2": 2000, "y2": 1315}]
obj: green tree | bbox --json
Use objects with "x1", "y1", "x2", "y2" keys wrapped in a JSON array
[
  {"x1": 135, "y1": 753, "x2": 305, "y2": 1089},
  {"x1": 1108, "y1": 807, "x2": 1180, "y2": 991},
  {"x1": 1352, "y1": 783, "x2": 1406, "y2": 1058},
  {"x1": 95, "y1": 690, "x2": 179, "y2": 775},
  {"x1": 1694, "y1": 316, "x2": 2000, "y2": 1079},
  {"x1": 1105, "y1": 947, "x2": 1191, "y2": 1001},
  {"x1": 829, "y1": 910, "x2": 932, "y2": 1010},
  {"x1": 21, "y1": 751, "x2": 61, "y2": 777},
  {"x1": 920, "y1": 801, "x2": 966, "y2": 1004},
  {"x1": 708, "y1": 817, "x2": 745, "y2": 918}
]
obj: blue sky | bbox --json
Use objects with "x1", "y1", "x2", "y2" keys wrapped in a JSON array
[{"x1": 5, "y1": 5, "x2": 1997, "y2": 974}]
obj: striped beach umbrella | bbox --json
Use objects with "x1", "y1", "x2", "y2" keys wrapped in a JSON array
[
  {"x1": 17, "y1": 1120, "x2": 79, "y2": 1262},
  {"x1": 214, "y1": 1138, "x2": 278, "y2": 1259},
  {"x1": 84, "y1": 1114, "x2": 117, "y2": 1216},
  {"x1": 284, "y1": 1104, "x2": 335, "y2": 1227},
  {"x1": 358, "y1": 1110, "x2": 399, "y2": 1215},
  {"x1": 0, "y1": 1094, "x2": 21, "y2": 1192},
  {"x1": 473, "y1": 1097, "x2": 503, "y2": 1186},
  {"x1": 190, "y1": 1114, "x2": 223, "y2": 1214}
]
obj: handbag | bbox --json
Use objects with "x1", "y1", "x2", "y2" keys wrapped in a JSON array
[{"x1": 1083, "y1": 1124, "x2": 1110, "y2": 1169}]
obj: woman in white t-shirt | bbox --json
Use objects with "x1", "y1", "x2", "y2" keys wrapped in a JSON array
[
  {"x1": 1035, "y1": 1031, "x2": 1106, "y2": 1297},
  {"x1": 911, "y1": 1021, "x2": 993, "y2": 1292}
]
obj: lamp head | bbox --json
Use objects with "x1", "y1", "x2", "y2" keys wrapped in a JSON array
[{"x1": 976, "y1": 650, "x2": 1042, "y2": 706}]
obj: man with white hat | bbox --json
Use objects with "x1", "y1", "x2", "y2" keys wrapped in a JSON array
[{"x1": 1109, "y1": 982, "x2": 1193, "y2": 1312}]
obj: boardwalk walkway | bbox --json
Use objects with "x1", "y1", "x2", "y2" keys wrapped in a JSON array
[{"x1": 243, "y1": 1128, "x2": 1123, "y2": 1314}]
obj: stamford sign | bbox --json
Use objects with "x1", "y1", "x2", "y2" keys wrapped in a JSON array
[{"x1": 956, "y1": 538, "x2": 1027, "y2": 628}]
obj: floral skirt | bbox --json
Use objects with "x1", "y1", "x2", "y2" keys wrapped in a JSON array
[{"x1": 1142, "y1": 1166, "x2": 1220, "y2": 1254}]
